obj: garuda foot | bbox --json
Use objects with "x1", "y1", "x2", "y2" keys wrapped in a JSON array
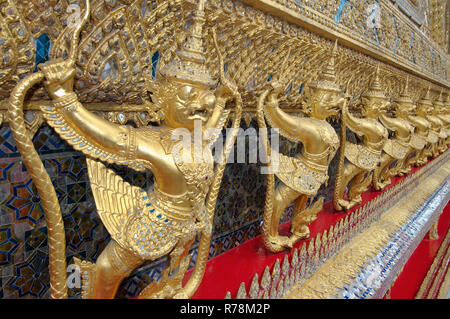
[
  {"x1": 173, "y1": 288, "x2": 189, "y2": 299},
  {"x1": 291, "y1": 225, "x2": 310, "y2": 242},
  {"x1": 348, "y1": 195, "x2": 362, "y2": 207},
  {"x1": 267, "y1": 235, "x2": 293, "y2": 252},
  {"x1": 337, "y1": 199, "x2": 353, "y2": 211},
  {"x1": 373, "y1": 182, "x2": 383, "y2": 191},
  {"x1": 375, "y1": 179, "x2": 390, "y2": 191},
  {"x1": 139, "y1": 256, "x2": 190, "y2": 299}
]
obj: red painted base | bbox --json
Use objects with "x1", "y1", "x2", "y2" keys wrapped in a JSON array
[{"x1": 185, "y1": 153, "x2": 448, "y2": 299}]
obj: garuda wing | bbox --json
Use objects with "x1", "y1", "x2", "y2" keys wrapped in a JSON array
[{"x1": 86, "y1": 157, "x2": 145, "y2": 250}]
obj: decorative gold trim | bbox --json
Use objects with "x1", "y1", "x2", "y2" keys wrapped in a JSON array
[{"x1": 237, "y1": 0, "x2": 448, "y2": 87}]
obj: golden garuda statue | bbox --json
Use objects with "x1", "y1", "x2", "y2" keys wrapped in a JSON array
[
  {"x1": 390, "y1": 77, "x2": 427, "y2": 176},
  {"x1": 431, "y1": 90, "x2": 448, "y2": 154},
  {"x1": 438, "y1": 94, "x2": 450, "y2": 146},
  {"x1": 333, "y1": 64, "x2": 389, "y2": 211},
  {"x1": 8, "y1": 0, "x2": 243, "y2": 299},
  {"x1": 257, "y1": 42, "x2": 343, "y2": 252},
  {"x1": 416, "y1": 86, "x2": 441, "y2": 160},
  {"x1": 405, "y1": 98, "x2": 432, "y2": 167},
  {"x1": 373, "y1": 81, "x2": 415, "y2": 191}
]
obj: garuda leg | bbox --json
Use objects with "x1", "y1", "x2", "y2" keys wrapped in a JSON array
[
  {"x1": 75, "y1": 239, "x2": 143, "y2": 299},
  {"x1": 268, "y1": 183, "x2": 303, "y2": 251},
  {"x1": 374, "y1": 153, "x2": 395, "y2": 190},
  {"x1": 335, "y1": 162, "x2": 362, "y2": 211}
]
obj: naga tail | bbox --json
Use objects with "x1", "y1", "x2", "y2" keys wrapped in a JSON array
[
  {"x1": 333, "y1": 99, "x2": 348, "y2": 211},
  {"x1": 8, "y1": 72, "x2": 68, "y2": 298},
  {"x1": 6, "y1": 0, "x2": 91, "y2": 299},
  {"x1": 256, "y1": 90, "x2": 280, "y2": 252}
]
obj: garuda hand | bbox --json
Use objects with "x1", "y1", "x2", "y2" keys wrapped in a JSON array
[
  {"x1": 39, "y1": 59, "x2": 76, "y2": 100},
  {"x1": 216, "y1": 77, "x2": 238, "y2": 102}
]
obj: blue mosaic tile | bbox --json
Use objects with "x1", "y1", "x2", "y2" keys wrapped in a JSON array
[
  {"x1": 0, "y1": 225, "x2": 20, "y2": 266},
  {"x1": 4, "y1": 178, "x2": 45, "y2": 226},
  {"x1": 6, "y1": 250, "x2": 50, "y2": 298},
  {"x1": 24, "y1": 226, "x2": 47, "y2": 253},
  {"x1": 66, "y1": 182, "x2": 88, "y2": 204},
  {"x1": 34, "y1": 33, "x2": 51, "y2": 70},
  {"x1": 63, "y1": 205, "x2": 99, "y2": 253}
]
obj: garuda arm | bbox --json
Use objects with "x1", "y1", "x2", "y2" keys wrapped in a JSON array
[
  {"x1": 262, "y1": 81, "x2": 309, "y2": 143},
  {"x1": 342, "y1": 102, "x2": 385, "y2": 140},
  {"x1": 39, "y1": 60, "x2": 152, "y2": 171},
  {"x1": 39, "y1": 60, "x2": 229, "y2": 169}
]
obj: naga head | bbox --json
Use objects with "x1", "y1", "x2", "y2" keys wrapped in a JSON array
[
  {"x1": 305, "y1": 40, "x2": 344, "y2": 120},
  {"x1": 144, "y1": 0, "x2": 218, "y2": 130},
  {"x1": 361, "y1": 64, "x2": 390, "y2": 119},
  {"x1": 392, "y1": 76, "x2": 415, "y2": 119}
]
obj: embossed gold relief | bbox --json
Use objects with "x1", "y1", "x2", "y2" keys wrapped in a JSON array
[
  {"x1": 257, "y1": 41, "x2": 342, "y2": 252},
  {"x1": 426, "y1": 0, "x2": 449, "y2": 52}
]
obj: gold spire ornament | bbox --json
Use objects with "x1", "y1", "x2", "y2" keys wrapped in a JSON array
[
  {"x1": 159, "y1": 0, "x2": 215, "y2": 88},
  {"x1": 258, "y1": 40, "x2": 343, "y2": 252},
  {"x1": 7, "y1": 0, "x2": 242, "y2": 299}
]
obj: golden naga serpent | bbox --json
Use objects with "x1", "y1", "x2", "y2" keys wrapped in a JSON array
[
  {"x1": 7, "y1": 1, "x2": 89, "y2": 299},
  {"x1": 256, "y1": 50, "x2": 289, "y2": 252},
  {"x1": 333, "y1": 96, "x2": 349, "y2": 211}
]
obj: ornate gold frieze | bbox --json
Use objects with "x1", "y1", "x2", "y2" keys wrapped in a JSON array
[{"x1": 1, "y1": 0, "x2": 448, "y2": 110}]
